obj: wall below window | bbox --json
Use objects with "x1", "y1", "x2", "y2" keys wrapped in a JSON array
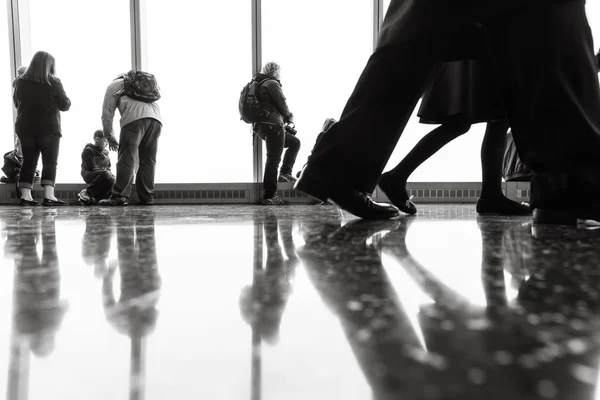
[{"x1": 0, "y1": 182, "x2": 530, "y2": 205}]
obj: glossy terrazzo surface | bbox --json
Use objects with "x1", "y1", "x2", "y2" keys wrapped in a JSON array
[{"x1": 1, "y1": 204, "x2": 599, "y2": 400}]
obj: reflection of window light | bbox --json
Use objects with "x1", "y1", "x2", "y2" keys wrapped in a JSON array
[{"x1": 381, "y1": 252, "x2": 433, "y2": 351}]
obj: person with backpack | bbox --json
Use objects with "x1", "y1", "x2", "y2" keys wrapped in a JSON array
[
  {"x1": 78, "y1": 130, "x2": 115, "y2": 205},
  {"x1": 248, "y1": 62, "x2": 301, "y2": 205},
  {"x1": 13, "y1": 50, "x2": 71, "y2": 206},
  {"x1": 99, "y1": 70, "x2": 162, "y2": 206}
]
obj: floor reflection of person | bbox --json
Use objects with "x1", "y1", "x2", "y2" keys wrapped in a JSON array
[
  {"x1": 81, "y1": 210, "x2": 113, "y2": 278},
  {"x1": 298, "y1": 217, "x2": 600, "y2": 399},
  {"x1": 381, "y1": 218, "x2": 600, "y2": 399},
  {"x1": 102, "y1": 210, "x2": 160, "y2": 400},
  {"x1": 7, "y1": 210, "x2": 69, "y2": 400},
  {"x1": 240, "y1": 211, "x2": 299, "y2": 343},
  {"x1": 239, "y1": 211, "x2": 300, "y2": 400}
]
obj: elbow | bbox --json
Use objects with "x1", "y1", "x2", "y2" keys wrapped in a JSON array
[{"x1": 59, "y1": 99, "x2": 71, "y2": 112}]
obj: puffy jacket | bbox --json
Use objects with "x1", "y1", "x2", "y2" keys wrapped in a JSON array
[
  {"x1": 254, "y1": 73, "x2": 293, "y2": 126},
  {"x1": 81, "y1": 143, "x2": 111, "y2": 173}
]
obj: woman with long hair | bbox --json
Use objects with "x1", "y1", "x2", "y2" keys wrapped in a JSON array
[{"x1": 13, "y1": 50, "x2": 71, "y2": 206}]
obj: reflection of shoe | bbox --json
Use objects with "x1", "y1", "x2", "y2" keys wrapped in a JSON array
[
  {"x1": 43, "y1": 198, "x2": 68, "y2": 206},
  {"x1": 98, "y1": 196, "x2": 128, "y2": 206},
  {"x1": 261, "y1": 193, "x2": 288, "y2": 205},
  {"x1": 476, "y1": 197, "x2": 532, "y2": 216},
  {"x1": 278, "y1": 174, "x2": 297, "y2": 183},
  {"x1": 295, "y1": 171, "x2": 399, "y2": 220},
  {"x1": 378, "y1": 172, "x2": 417, "y2": 215},
  {"x1": 18, "y1": 198, "x2": 41, "y2": 206}
]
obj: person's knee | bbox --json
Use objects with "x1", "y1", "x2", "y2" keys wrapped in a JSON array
[
  {"x1": 99, "y1": 170, "x2": 113, "y2": 180},
  {"x1": 290, "y1": 137, "x2": 301, "y2": 150}
]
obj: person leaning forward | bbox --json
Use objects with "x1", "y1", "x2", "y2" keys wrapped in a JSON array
[
  {"x1": 98, "y1": 73, "x2": 162, "y2": 206},
  {"x1": 295, "y1": 0, "x2": 600, "y2": 224}
]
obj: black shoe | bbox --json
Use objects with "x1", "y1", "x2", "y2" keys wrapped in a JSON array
[
  {"x1": 43, "y1": 198, "x2": 68, "y2": 206},
  {"x1": 98, "y1": 196, "x2": 128, "y2": 206},
  {"x1": 476, "y1": 197, "x2": 532, "y2": 216},
  {"x1": 377, "y1": 172, "x2": 417, "y2": 215},
  {"x1": 18, "y1": 198, "x2": 41, "y2": 206},
  {"x1": 295, "y1": 170, "x2": 399, "y2": 220}
]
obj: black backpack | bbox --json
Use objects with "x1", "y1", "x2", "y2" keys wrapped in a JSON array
[
  {"x1": 239, "y1": 76, "x2": 273, "y2": 124},
  {"x1": 115, "y1": 70, "x2": 161, "y2": 103}
]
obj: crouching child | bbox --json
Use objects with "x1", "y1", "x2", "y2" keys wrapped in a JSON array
[{"x1": 79, "y1": 130, "x2": 115, "y2": 205}]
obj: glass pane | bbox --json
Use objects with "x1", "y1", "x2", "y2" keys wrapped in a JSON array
[
  {"x1": 145, "y1": 1, "x2": 253, "y2": 183},
  {"x1": 25, "y1": 0, "x2": 130, "y2": 184},
  {"x1": 261, "y1": 0, "x2": 373, "y2": 180},
  {"x1": 0, "y1": 5, "x2": 13, "y2": 154}
]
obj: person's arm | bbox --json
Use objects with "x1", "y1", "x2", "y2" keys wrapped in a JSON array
[
  {"x1": 81, "y1": 148, "x2": 95, "y2": 171},
  {"x1": 101, "y1": 80, "x2": 121, "y2": 151},
  {"x1": 51, "y1": 77, "x2": 71, "y2": 111},
  {"x1": 266, "y1": 81, "x2": 293, "y2": 123}
]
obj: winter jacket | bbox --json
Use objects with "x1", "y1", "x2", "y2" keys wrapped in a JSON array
[
  {"x1": 254, "y1": 73, "x2": 293, "y2": 127},
  {"x1": 81, "y1": 144, "x2": 111, "y2": 174},
  {"x1": 13, "y1": 76, "x2": 71, "y2": 137}
]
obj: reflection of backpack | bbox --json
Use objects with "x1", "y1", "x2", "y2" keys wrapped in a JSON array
[
  {"x1": 239, "y1": 76, "x2": 273, "y2": 124},
  {"x1": 502, "y1": 130, "x2": 533, "y2": 182},
  {"x1": 115, "y1": 70, "x2": 161, "y2": 103}
]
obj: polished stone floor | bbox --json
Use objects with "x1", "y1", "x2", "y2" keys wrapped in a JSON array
[{"x1": 1, "y1": 204, "x2": 600, "y2": 400}]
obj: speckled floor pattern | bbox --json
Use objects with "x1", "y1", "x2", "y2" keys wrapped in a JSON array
[{"x1": 1, "y1": 204, "x2": 599, "y2": 400}]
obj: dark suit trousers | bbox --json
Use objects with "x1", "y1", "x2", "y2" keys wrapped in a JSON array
[{"x1": 307, "y1": 0, "x2": 600, "y2": 208}]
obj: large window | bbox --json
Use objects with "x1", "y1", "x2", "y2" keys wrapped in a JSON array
[
  {"x1": 0, "y1": 5, "x2": 14, "y2": 155},
  {"x1": 261, "y1": 0, "x2": 374, "y2": 179},
  {"x1": 23, "y1": 0, "x2": 130, "y2": 184},
  {"x1": 145, "y1": 1, "x2": 253, "y2": 183}
]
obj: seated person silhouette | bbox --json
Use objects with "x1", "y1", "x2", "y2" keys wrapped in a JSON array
[{"x1": 79, "y1": 130, "x2": 115, "y2": 205}]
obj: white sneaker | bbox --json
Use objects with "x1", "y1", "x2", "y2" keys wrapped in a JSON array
[{"x1": 78, "y1": 189, "x2": 91, "y2": 203}]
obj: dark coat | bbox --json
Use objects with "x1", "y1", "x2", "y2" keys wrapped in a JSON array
[
  {"x1": 254, "y1": 73, "x2": 293, "y2": 126},
  {"x1": 13, "y1": 76, "x2": 71, "y2": 137},
  {"x1": 377, "y1": 0, "x2": 569, "y2": 60},
  {"x1": 81, "y1": 143, "x2": 111, "y2": 173}
]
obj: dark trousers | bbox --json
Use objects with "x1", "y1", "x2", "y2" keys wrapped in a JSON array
[
  {"x1": 256, "y1": 124, "x2": 301, "y2": 198},
  {"x1": 113, "y1": 118, "x2": 162, "y2": 202},
  {"x1": 306, "y1": 0, "x2": 600, "y2": 209},
  {"x1": 82, "y1": 170, "x2": 115, "y2": 200},
  {"x1": 17, "y1": 134, "x2": 60, "y2": 189}
]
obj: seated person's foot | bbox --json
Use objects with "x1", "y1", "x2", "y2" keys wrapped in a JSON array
[
  {"x1": 18, "y1": 198, "x2": 40, "y2": 206},
  {"x1": 98, "y1": 195, "x2": 128, "y2": 206},
  {"x1": 476, "y1": 196, "x2": 532, "y2": 216},
  {"x1": 377, "y1": 172, "x2": 417, "y2": 215},
  {"x1": 278, "y1": 173, "x2": 297, "y2": 183},
  {"x1": 78, "y1": 189, "x2": 92, "y2": 205},
  {"x1": 42, "y1": 198, "x2": 68, "y2": 206},
  {"x1": 261, "y1": 193, "x2": 288, "y2": 205}
]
